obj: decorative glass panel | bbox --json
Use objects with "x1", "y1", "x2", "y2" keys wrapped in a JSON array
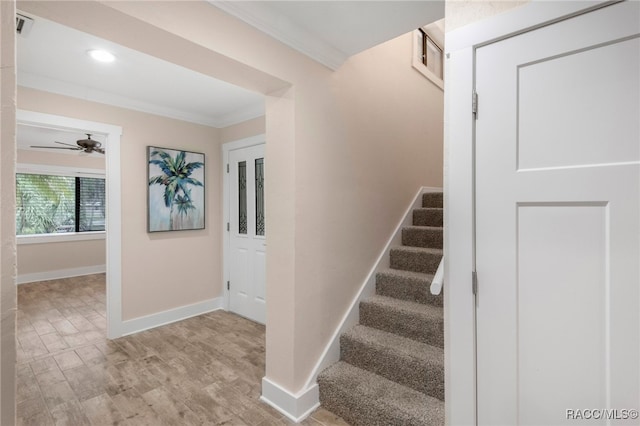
[
  {"x1": 238, "y1": 161, "x2": 247, "y2": 234},
  {"x1": 255, "y1": 158, "x2": 265, "y2": 236}
]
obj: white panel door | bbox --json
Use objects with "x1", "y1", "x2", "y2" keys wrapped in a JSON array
[
  {"x1": 475, "y1": 2, "x2": 640, "y2": 425},
  {"x1": 229, "y1": 144, "x2": 266, "y2": 324}
]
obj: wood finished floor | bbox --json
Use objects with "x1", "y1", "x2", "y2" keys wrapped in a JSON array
[{"x1": 17, "y1": 274, "x2": 349, "y2": 426}]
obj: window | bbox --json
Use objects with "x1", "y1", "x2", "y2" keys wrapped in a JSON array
[
  {"x1": 413, "y1": 19, "x2": 445, "y2": 90},
  {"x1": 16, "y1": 173, "x2": 105, "y2": 235},
  {"x1": 419, "y1": 29, "x2": 443, "y2": 79}
]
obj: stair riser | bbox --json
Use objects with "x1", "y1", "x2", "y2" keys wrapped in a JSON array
[
  {"x1": 340, "y1": 336, "x2": 444, "y2": 400},
  {"x1": 360, "y1": 302, "x2": 444, "y2": 348},
  {"x1": 413, "y1": 209, "x2": 443, "y2": 227},
  {"x1": 318, "y1": 381, "x2": 434, "y2": 426},
  {"x1": 402, "y1": 228, "x2": 443, "y2": 249},
  {"x1": 422, "y1": 193, "x2": 443, "y2": 208},
  {"x1": 375, "y1": 273, "x2": 443, "y2": 306},
  {"x1": 390, "y1": 249, "x2": 441, "y2": 274}
]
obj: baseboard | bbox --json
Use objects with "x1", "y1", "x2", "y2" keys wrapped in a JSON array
[
  {"x1": 260, "y1": 377, "x2": 320, "y2": 422},
  {"x1": 120, "y1": 297, "x2": 224, "y2": 336},
  {"x1": 302, "y1": 186, "x2": 443, "y2": 390},
  {"x1": 17, "y1": 264, "x2": 106, "y2": 285}
]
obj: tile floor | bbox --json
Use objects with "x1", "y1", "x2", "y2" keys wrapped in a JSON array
[{"x1": 16, "y1": 274, "x2": 349, "y2": 426}]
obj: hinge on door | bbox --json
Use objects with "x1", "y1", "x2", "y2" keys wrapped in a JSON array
[
  {"x1": 227, "y1": 222, "x2": 230, "y2": 232},
  {"x1": 227, "y1": 281, "x2": 230, "y2": 291},
  {"x1": 472, "y1": 271, "x2": 478, "y2": 295},
  {"x1": 472, "y1": 91, "x2": 478, "y2": 119},
  {"x1": 226, "y1": 164, "x2": 229, "y2": 173}
]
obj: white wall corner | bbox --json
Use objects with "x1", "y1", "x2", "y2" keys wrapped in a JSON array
[
  {"x1": 120, "y1": 297, "x2": 224, "y2": 337},
  {"x1": 301, "y1": 186, "x2": 443, "y2": 391},
  {"x1": 260, "y1": 377, "x2": 320, "y2": 422}
]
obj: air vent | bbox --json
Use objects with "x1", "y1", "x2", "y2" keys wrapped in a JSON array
[{"x1": 16, "y1": 13, "x2": 34, "y2": 36}]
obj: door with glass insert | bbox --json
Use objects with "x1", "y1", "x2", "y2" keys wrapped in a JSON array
[{"x1": 228, "y1": 144, "x2": 266, "y2": 324}]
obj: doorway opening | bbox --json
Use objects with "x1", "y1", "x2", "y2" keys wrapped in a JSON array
[{"x1": 16, "y1": 110, "x2": 123, "y2": 339}]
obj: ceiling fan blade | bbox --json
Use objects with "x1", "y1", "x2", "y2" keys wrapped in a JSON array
[
  {"x1": 30, "y1": 145, "x2": 81, "y2": 150},
  {"x1": 54, "y1": 141, "x2": 82, "y2": 148},
  {"x1": 94, "y1": 148, "x2": 105, "y2": 154}
]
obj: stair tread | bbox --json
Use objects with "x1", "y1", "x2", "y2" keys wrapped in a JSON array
[
  {"x1": 342, "y1": 325, "x2": 445, "y2": 399},
  {"x1": 391, "y1": 245, "x2": 443, "y2": 255},
  {"x1": 376, "y1": 269, "x2": 442, "y2": 306},
  {"x1": 361, "y1": 295, "x2": 443, "y2": 347},
  {"x1": 422, "y1": 192, "x2": 443, "y2": 208},
  {"x1": 389, "y1": 246, "x2": 442, "y2": 274},
  {"x1": 377, "y1": 268, "x2": 434, "y2": 283},
  {"x1": 403, "y1": 225, "x2": 443, "y2": 231},
  {"x1": 364, "y1": 294, "x2": 443, "y2": 317},
  {"x1": 318, "y1": 361, "x2": 444, "y2": 425},
  {"x1": 412, "y1": 208, "x2": 444, "y2": 227},
  {"x1": 345, "y1": 324, "x2": 443, "y2": 363}
]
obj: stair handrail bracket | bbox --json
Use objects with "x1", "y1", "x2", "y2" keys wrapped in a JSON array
[{"x1": 430, "y1": 256, "x2": 444, "y2": 295}]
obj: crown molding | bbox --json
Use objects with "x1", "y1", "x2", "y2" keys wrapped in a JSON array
[
  {"x1": 210, "y1": 1, "x2": 347, "y2": 71},
  {"x1": 18, "y1": 72, "x2": 264, "y2": 129},
  {"x1": 216, "y1": 102, "x2": 265, "y2": 128}
]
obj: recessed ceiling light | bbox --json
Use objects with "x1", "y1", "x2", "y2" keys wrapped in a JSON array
[{"x1": 88, "y1": 49, "x2": 115, "y2": 63}]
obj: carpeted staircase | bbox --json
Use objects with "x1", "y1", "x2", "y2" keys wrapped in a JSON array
[{"x1": 318, "y1": 191, "x2": 444, "y2": 426}]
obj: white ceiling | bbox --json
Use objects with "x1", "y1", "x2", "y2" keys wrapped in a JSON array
[
  {"x1": 211, "y1": 1, "x2": 445, "y2": 69},
  {"x1": 16, "y1": 1, "x2": 444, "y2": 149},
  {"x1": 17, "y1": 13, "x2": 266, "y2": 129}
]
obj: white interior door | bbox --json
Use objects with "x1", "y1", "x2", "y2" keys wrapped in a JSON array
[
  {"x1": 475, "y1": 2, "x2": 639, "y2": 425},
  {"x1": 229, "y1": 144, "x2": 266, "y2": 324}
]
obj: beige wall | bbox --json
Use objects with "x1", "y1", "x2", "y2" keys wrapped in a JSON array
[
  {"x1": 445, "y1": 0, "x2": 529, "y2": 32},
  {"x1": 18, "y1": 86, "x2": 222, "y2": 319},
  {"x1": 18, "y1": 148, "x2": 105, "y2": 170},
  {"x1": 17, "y1": 149, "x2": 107, "y2": 279},
  {"x1": 17, "y1": 239, "x2": 105, "y2": 278},
  {"x1": 220, "y1": 116, "x2": 265, "y2": 143},
  {"x1": 0, "y1": 0, "x2": 17, "y2": 422},
  {"x1": 17, "y1": 1, "x2": 444, "y2": 394},
  {"x1": 291, "y1": 32, "x2": 444, "y2": 376}
]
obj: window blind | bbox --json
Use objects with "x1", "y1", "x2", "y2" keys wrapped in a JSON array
[{"x1": 16, "y1": 173, "x2": 105, "y2": 235}]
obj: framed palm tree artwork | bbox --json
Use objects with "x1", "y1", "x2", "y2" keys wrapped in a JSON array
[{"x1": 147, "y1": 146, "x2": 205, "y2": 232}]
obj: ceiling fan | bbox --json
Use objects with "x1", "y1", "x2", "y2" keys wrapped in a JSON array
[{"x1": 31, "y1": 134, "x2": 105, "y2": 154}]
